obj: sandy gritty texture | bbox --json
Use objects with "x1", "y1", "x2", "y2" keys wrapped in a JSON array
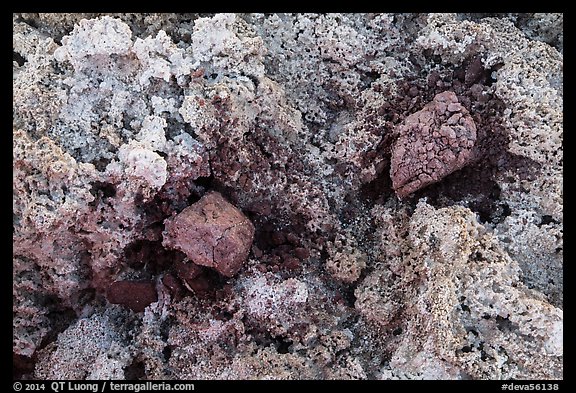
[{"x1": 13, "y1": 13, "x2": 562, "y2": 380}]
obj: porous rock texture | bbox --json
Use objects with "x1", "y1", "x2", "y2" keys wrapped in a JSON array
[{"x1": 13, "y1": 13, "x2": 562, "y2": 380}]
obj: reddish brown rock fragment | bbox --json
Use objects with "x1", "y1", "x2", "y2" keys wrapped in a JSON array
[
  {"x1": 271, "y1": 232, "x2": 286, "y2": 246},
  {"x1": 173, "y1": 260, "x2": 213, "y2": 295},
  {"x1": 390, "y1": 91, "x2": 477, "y2": 198},
  {"x1": 106, "y1": 281, "x2": 158, "y2": 312},
  {"x1": 465, "y1": 56, "x2": 485, "y2": 86},
  {"x1": 294, "y1": 247, "x2": 310, "y2": 260},
  {"x1": 283, "y1": 256, "x2": 300, "y2": 270},
  {"x1": 162, "y1": 191, "x2": 255, "y2": 277},
  {"x1": 184, "y1": 273, "x2": 213, "y2": 295},
  {"x1": 162, "y1": 273, "x2": 185, "y2": 300},
  {"x1": 174, "y1": 259, "x2": 203, "y2": 283}
]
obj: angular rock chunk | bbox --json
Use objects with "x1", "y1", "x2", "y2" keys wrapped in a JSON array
[
  {"x1": 162, "y1": 191, "x2": 255, "y2": 277},
  {"x1": 390, "y1": 91, "x2": 477, "y2": 198}
]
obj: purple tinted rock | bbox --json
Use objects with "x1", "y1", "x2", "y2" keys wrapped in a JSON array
[
  {"x1": 390, "y1": 91, "x2": 477, "y2": 198},
  {"x1": 162, "y1": 191, "x2": 255, "y2": 277}
]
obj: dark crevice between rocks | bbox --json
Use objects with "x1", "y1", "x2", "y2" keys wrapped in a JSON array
[
  {"x1": 70, "y1": 287, "x2": 98, "y2": 311},
  {"x1": 335, "y1": 284, "x2": 358, "y2": 309},
  {"x1": 135, "y1": 192, "x2": 177, "y2": 224},
  {"x1": 495, "y1": 315, "x2": 518, "y2": 333},
  {"x1": 15, "y1": 298, "x2": 80, "y2": 377},
  {"x1": 179, "y1": 122, "x2": 197, "y2": 140},
  {"x1": 248, "y1": 219, "x2": 310, "y2": 274},
  {"x1": 187, "y1": 175, "x2": 214, "y2": 205},
  {"x1": 178, "y1": 264, "x2": 230, "y2": 300},
  {"x1": 539, "y1": 215, "x2": 559, "y2": 227},
  {"x1": 115, "y1": 219, "x2": 232, "y2": 304},
  {"x1": 13, "y1": 353, "x2": 35, "y2": 379},
  {"x1": 13, "y1": 51, "x2": 26, "y2": 66},
  {"x1": 360, "y1": 70, "x2": 381, "y2": 89},
  {"x1": 122, "y1": 116, "x2": 136, "y2": 134},
  {"x1": 158, "y1": 319, "x2": 173, "y2": 363},
  {"x1": 12, "y1": 13, "x2": 27, "y2": 25},
  {"x1": 243, "y1": 329, "x2": 293, "y2": 354},
  {"x1": 274, "y1": 336, "x2": 293, "y2": 354},
  {"x1": 88, "y1": 181, "x2": 117, "y2": 206},
  {"x1": 415, "y1": 166, "x2": 505, "y2": 224},
  {"x1": 123, "y1": 360, "x2": 146, "y2": 380},
  {"x1": 20, "y1": 14, "x2": 39, "y2": 29},
  {"x1": 164, "y1": 117, "x2": 189, "y2": 140},
  {"x1": 123, "y1": 239, "x2": 187, "y2": 276},
  {"x1": 244, "y1": 327, "x2": 274, "y2": 348},
  {"x1": 513, "y1": 14, "x2": 563, "y2": 52},
  {"x1": 340, "y1": 313, "x2": 361, "y2": 332},
  {"x1": 358, "y1": 167, "x2": 395, "y2": 207},
  {"x1": 92, "y1": 157, "x2": 113, "y2": 172},
  {"x1": 41, "y1": 298, "x2": 78, "y2": 347},
  {"x1": 413, "y1": 149, "x2": 539, "y2": 225},
  {"x1": 18, "y1": 13, "x2": 75, "y2": 45},
  {"x1": 162, "y1": 346, "x2": 172, "y2": 362}
]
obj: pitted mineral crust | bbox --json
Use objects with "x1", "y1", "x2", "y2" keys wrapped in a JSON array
[
  {"x1": 162, "y1": 192, "x2": 255, "y2": 277},
  {"x1": 14, "y1": 13, "x2": 562, "y2": 380},
  {"x1": 391, "y1": 91, "x2": 477, "y2": 198}
]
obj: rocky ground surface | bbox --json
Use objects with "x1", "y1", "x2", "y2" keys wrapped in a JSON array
[{"x1": 13, "y1": 13, "x2": 563, "y2": 380}]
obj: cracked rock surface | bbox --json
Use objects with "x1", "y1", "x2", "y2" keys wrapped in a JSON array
[
  {"x1": 391, "y1": 91, "x2": 477, "y2": 198},
  {"x1": 13, "y1": 13, "x2": 562, "y2": 380},
  {"x1": 162, "y1": 191, "x2": 255, "y2": 277}
]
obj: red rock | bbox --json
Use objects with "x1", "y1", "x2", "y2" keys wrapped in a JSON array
[
  {"x1": 271, "y1": 231, "x2": 286, "y2": 246},
  {"x1": 390, "y1": 91, "x2": 477, "y2": 198},
  {"x1": 174, "y1": 259, "x2": 203, "y2": 283},
  {"x1": 283, "y1": 256, "x2": 300, "y2": 270},
  {"x1": 285, "y1": 233, "x2": 300, "y2": 245},
  {"x1": 185, "y1": 272, "x2": 213, "y2": 295},
  {"x1": 173, "y1": 260, "x2": 213, "y2": 295},
  {"x1": 294, "y1": 247, "x2": 310, "y2": 260},
  {"x1": 162, "y1": 273, "x2": 184, "y2": 300},
  {"x1": 106, "y1": 280, "x2": 158, "y2": 312},
  {"x1": 162, "y1": 191, "x2": 255, "y2": 277}
]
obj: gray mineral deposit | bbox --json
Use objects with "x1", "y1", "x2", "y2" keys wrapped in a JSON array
[{"x1": 13, "y1": 13, "x2": 563, "y2": 380}]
